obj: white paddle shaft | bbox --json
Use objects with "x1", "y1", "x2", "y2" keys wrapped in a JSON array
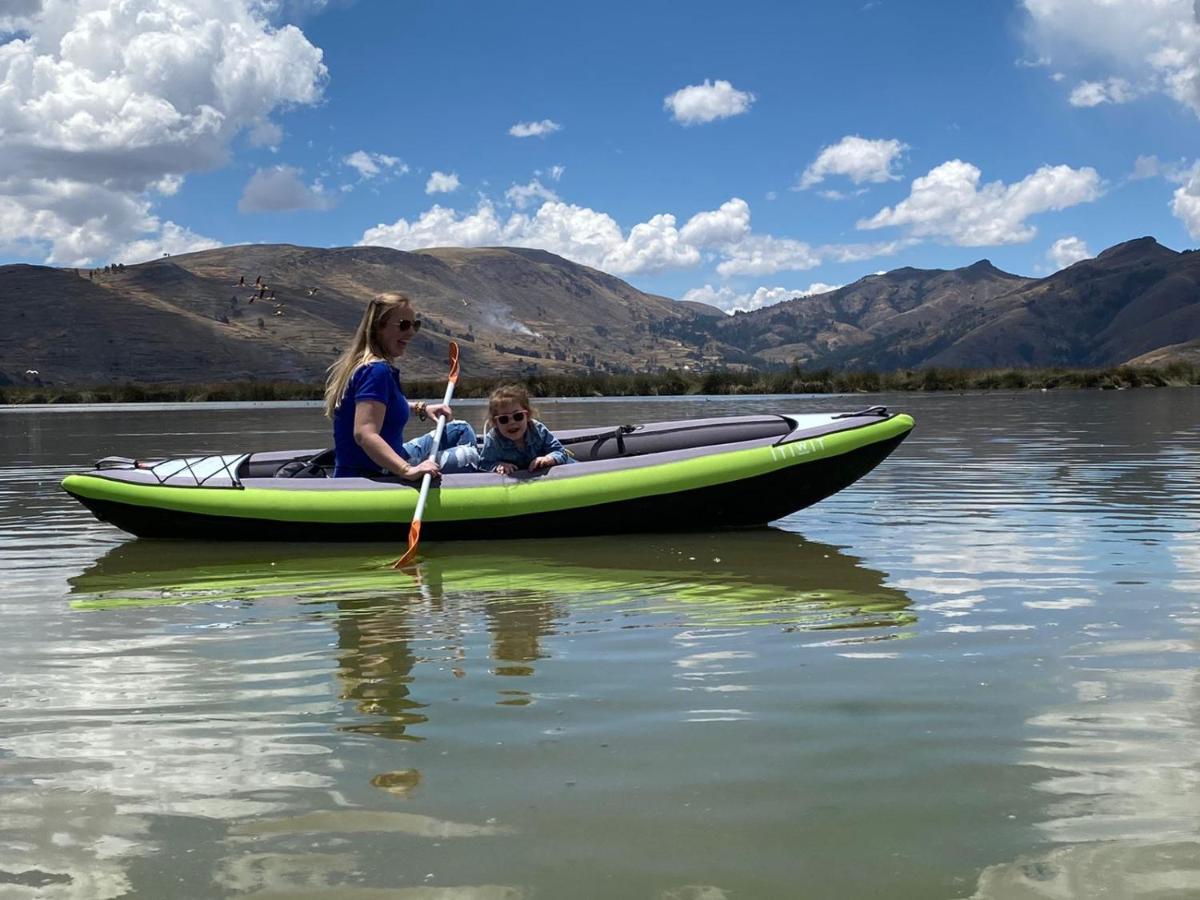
[{"x1": 409, "y1": 377, "x2": 458, "y2": 522}]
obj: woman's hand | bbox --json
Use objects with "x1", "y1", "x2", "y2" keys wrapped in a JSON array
[
  {"x1": 425, "y1": 402, "x2": 453, "y2": 421},
  {"x1": 403, "y1": 459, "x2": 441, "y2": 481},
  {"x1": 494, "y1": 462, "x2": 518, "y2": 476},
  {"x1": 529, "y1": 455, "x2": 557, "y2": 471}
]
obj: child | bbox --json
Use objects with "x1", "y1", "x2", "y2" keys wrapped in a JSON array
[{"x1": 478, "y1": 384, "x2": 573, "y2": 476}]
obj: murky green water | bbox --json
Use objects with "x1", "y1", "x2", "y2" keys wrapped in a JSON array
[{"x1": 2, "y1": 391, "x2": 1198, "y2": 899}]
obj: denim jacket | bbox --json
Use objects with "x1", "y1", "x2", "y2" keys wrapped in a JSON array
[{"x1": 478, "y1": 419, "x2": 573, "y2": 471}]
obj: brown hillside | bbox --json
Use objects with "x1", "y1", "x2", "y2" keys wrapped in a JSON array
[
  {"x1": 927, "y1": 238, "x2": 1200, "y2": 368},
  {"x1": 713, "y1": 260, "x2": 1035, "y2": 368},
  {"x1": 1, "y1": 245, "x2": 754, "y2": 386},
  {"x1": 5, "y1": 236, "x2": 1199, "y2": 385}
]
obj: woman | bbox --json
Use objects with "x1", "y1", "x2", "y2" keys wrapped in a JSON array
[{"x1": 324, "y1": 291, "x2": 477, "y2": 479}]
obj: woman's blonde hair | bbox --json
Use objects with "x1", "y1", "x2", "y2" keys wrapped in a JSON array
[
  {"x1": 324, "y1": 292, "x2": 414, "y2": 417},
  {"x1": 485, "y1": 383, "x2": 538, "y2": 429}
]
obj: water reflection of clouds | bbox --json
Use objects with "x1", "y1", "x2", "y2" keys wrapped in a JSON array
[
  {"x1": 0, "y1": 626, "x2": 339, "y2": 896},
  {"x1": 967, "y1": 614, "x2": 1200, "y2": 897},
  {"x1": 672, "y1": 632, "x2": 757, "y2": 722},
  {"x1": 830, "y1": 400, "x2": 1199, "y2": 645},
  {"x1": 1169, "y1": 530, "x2": 1200, "y2": 594}
]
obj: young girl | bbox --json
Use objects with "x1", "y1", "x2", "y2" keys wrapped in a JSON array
[
  {"x1": 478, "y1": 384, "x2": 573, "y2": 476},
  {"x1": 324, "y1": 291, "x2": 477, "y2": 479}
]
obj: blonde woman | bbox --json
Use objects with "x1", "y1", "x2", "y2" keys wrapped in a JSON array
[{"x1": 324, "y1": 292, "x2": 476, "y2": 479}]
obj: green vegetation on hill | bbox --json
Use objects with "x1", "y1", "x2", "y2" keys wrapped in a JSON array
[{"x1": 2, "y1": 363, "x2": 1196, "y2": 405}]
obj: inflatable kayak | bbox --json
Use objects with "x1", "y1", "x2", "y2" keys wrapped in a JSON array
[{"x1": 61, "y1": 407, "x2": 913, "y2": 542}]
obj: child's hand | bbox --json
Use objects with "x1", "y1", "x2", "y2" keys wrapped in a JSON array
[
  {"x1": 529, "y1": 455, "x2": 557, "y2": 471},
  {"x1": 494, "y1": 462, "x2": 518, "y2": 476}
]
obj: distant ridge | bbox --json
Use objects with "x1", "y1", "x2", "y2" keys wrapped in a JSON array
[{"x1": 2, "y1": 236, "x2": 1198, "y2": 386}]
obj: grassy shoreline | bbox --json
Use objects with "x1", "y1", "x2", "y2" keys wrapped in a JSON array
[{"x1": 2, "y1": 363, "x2": 1197, "y2": 405}]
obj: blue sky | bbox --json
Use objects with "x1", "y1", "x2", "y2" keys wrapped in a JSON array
[{"x1": 3, "y1": 0, "x2": 1200, "y2": 311}]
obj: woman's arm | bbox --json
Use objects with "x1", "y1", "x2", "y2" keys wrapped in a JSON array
[
  {"x1": 409, "y1": 400, "x2": 454, "y2": 422},
  {"x1": 354, "y1": 400, "x2": 438, "y2": 480}
]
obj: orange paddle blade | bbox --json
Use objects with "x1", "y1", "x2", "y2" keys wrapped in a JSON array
[
  {"x1": 447, "y1": 340, "x2": 460, "y2": 385},
  {"x1": 392, "y1": 520, "x2": 422, "y2": 569}
]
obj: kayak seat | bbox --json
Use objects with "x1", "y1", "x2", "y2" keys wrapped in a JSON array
[
  {"x1": 237, "y1": 449, "x2": 334, "y2": 479},
  {"x1": 273, "y1": 448, "x2": 335, "y2": 478}
]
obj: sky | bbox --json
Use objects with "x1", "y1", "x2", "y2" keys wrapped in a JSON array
[{"x1": 2, "y1": 0, "x2": 1200, "y2": 313}]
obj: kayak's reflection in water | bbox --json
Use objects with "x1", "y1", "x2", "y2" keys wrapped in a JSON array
[
  {"x1": 70, "y1": 527, "x2": 912, "y2": 627},
  {"x1": 69, "y1": 529, "x2": 914, "y2": 745}
]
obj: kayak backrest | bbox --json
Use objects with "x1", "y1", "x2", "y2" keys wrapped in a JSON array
[{"x1": 239, "y1": 448, "x2": 333, "y2": 479}]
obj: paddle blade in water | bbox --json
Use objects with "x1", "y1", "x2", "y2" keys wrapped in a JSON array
[{"x1": 393, "y1": 520, "x2": 422, "y2": 569}]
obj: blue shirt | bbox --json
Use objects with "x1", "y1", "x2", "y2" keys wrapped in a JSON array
[
  {"x1": 478, "y1": 419, "x2": 573, "y2": 471},
  {"x1": 332, "y1": 361, "x2": 410, "y2": 477}
]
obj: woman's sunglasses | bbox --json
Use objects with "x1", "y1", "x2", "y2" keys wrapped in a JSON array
[
  {"x1": 388, "y1": 318, "x2": 421, "y2": 333},
  {"x1": 494, "y1": 411, "x2": 526, "y2": 425}
]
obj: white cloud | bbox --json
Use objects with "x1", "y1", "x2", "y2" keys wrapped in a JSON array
[
  {"x1": 682, "y1": 282, "x2": 841, "y2": 314},
  {"x1": 0, "y1": 176, "x2": 214, "y2": 264},
  {"x1": 361, "y1": 201, "x2": 505, "y2": 251},
  {"x1": 664, "y1": 79, "x2": 755, "y2": 125},
  {"x1": 1132, "y1": 154, "x2": 1165, "y2": 180},
  {"x1": 425, "y1": 171, "x2": 460, "y2": 194},
  {"x1": 818, "y1": 188, "x2": 869, "y2": 200},
  {"x1": 797, "y1": 136, "x2": 908, "y2": 189},
  {"x1": 1068, "y1": 77, "x2": 1137, "y2": 106},
  {"x1": 0, "y1": 0, "x2": 41, "y2": 29},
  {"x1": 680, "y1": 284, "x2": 740, "y2": 309},
  {"x1": 359, "y1": 193, "x2": 907, "y2": 281},
  {"x1": 238, "y1": 165, "x2": 332, "y2": 212},
  {"x1": 679, "y1": 197, "x2": 751, "y2": 247},
  {"x1": 715, "y1": 234, "x2": 821, "y2": 276},
  {"x1": 1024, "y1": 0, "x2": 1200, "y2": 117},
  {"x1": 0, "y1": 0, "x2": 327, "y2": 264},
  {"x1": 248, "y1": 119, "x2": 284, "y2": 148},
  {"x1": 360, "y1": 199, "x2": 700, "y2": 276},
  {"x1": 544, "y1": 165, "x2": 565, "y2": 181},
  {"x1": 505, "y1": 178, "x2": 559, "y2": 209},
  {"x1": 858, "y1": 159, "x2": 1104, "y2": 246},
  {"x1": 1131, "y1": 154, "x2": 1190, "y2": 182},
  {"x1": 508, "y1": 119, "x2": 562, "y2": 138},
  {"x1": 343, "y1": 150, "x2": 407, "y2": 180},
  {"x1": 116, "y1": 220, "x2": 222, "y2": 264},
  {"x1": 1170, "y1": 163, "x2": 1200, "y2": 238},
  {"x1": 1048, "y1": 236, "x2": 1092, "y2": 269},
  {"x1": 819, "y1": 239, "x2": 911, "y2": 263},
  {"x1": 678, "y1": 198, "x2": 827, "y2": 276}
]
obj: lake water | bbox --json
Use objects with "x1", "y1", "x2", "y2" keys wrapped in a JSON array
[{"x1": 1, "y1": 390, "x2": 1198, "y2": 899}]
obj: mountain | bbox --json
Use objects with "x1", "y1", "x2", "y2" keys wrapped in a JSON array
[
  {"x1": 2, "y1": 237, "x2": 1198, "y2": 386},
  {"x1": 0, "y1": 244, "x2": 756, "y2": 386},
  {"x1": 716, "y1": 236, "x2": 1200, "y2": 370},
  {"x1": 923, "y1": 238, "x2": 1200, "y2": 368},
  {"x1": 711, "y1": 259, "x2": 1036, "y2": 369}
]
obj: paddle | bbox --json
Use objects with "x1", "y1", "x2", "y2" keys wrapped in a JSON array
[{"x1": 393, "y1": 340, "x2": 460, "y2": 569}]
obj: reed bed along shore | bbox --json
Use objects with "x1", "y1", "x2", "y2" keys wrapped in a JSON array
[{"x1": 2, "y1": 363, "x2": 1197, "y2": 405}]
